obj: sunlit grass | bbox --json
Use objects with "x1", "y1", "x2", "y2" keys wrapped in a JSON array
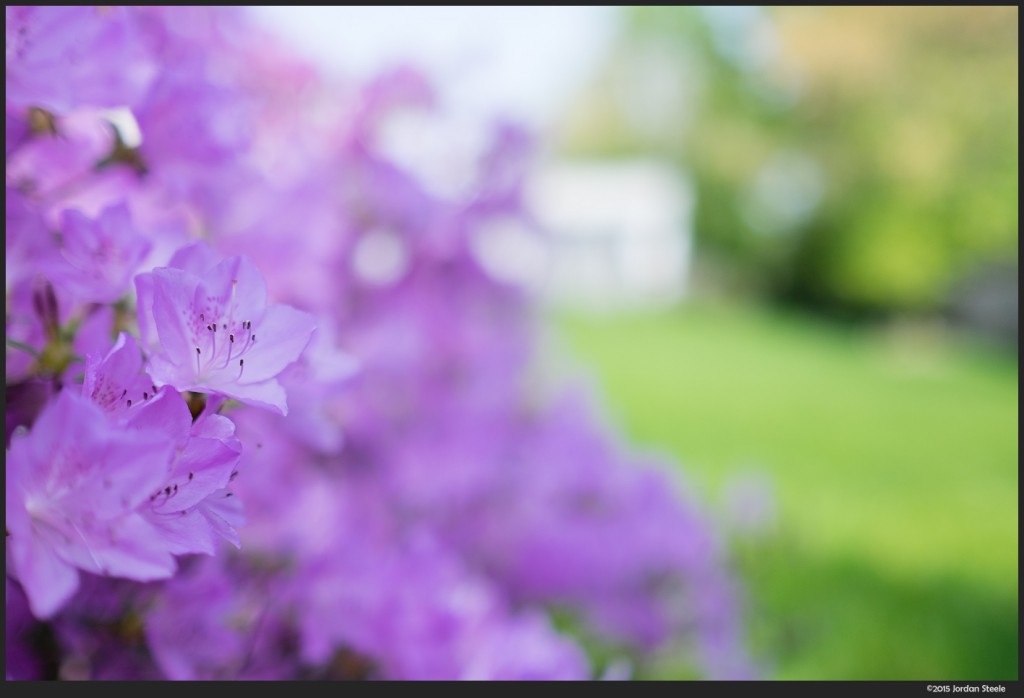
[{"x1": 552, "y1": 302, "x2": 1018, "y2": 679}]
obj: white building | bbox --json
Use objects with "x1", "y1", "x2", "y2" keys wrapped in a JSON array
[{"x1": 526, "y1": 159, "x2": 694, "y2": 309}]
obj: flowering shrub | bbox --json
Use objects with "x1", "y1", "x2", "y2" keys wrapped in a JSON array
[{"x1": 6, "y1": 7, "x2": 751, "y2": 680}]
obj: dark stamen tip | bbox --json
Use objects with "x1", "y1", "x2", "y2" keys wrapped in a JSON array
[
  {"x1": 188, "y1": 472, "x2": 194, "y2": 480},
  {"x1": 127, "y1": 399, "x2": 132, "y2": 407},
  {"x1": 230, "y1": 334, "x2": 235, "y2": 342}
]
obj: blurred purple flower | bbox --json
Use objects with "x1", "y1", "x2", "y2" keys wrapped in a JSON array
[
  {"x1": 5, "y1": 187, "x2": 56, "y2": 294},
  {"x1": 45, "y1": 203, "x2": 151, "y2": 305},
  {"x1": 6, "y1": 6, "x2": 156, "y2": 113},
  {"x1": 6, "y1": 390, "x2": 177, "y2": 619}
]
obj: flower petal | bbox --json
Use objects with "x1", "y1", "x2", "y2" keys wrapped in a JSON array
[
  {"x1": 145, "y1": 509, "x2": 219, "y2": 557},
  {"x1": 61, "y1": 513, "x2": 178, "y2": 581},
  {"x1": 122, "y1": 387, "x2": 191, "y2": 449},
  {"x1": 134, "y1": 271, "x2": 160, "y2": 354},
  {"x1": 168, "y1": 241, "x2": 221, "y2": 275},
  {"x1": 199, "y1": 255, "x2": 268, "y2": 329},
  {"x1": 219, "y1": 378, "x2": 288, "y2": 416},
  {"x1": 197, "y1": 490, "x2": 244, "y2": 549},
  {"x1": 150, "y1": 268, "x2": 202, "y2": 369},
  {"x1": 234, "y1": 304, "x2": 316, "y2": 384},
  {"x1": 151, "y1": 433, "x2": 239, "y2": 513},
  {"x1": 10, "y1": 532, "x2": 80, "y2": 620}
]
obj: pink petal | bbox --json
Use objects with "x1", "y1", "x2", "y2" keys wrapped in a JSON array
[
  {"x1": 151, "y1": 268, "x2": 201, "y2": 369},
  {"x1": 82, "y1": 332, "x2": 152, "y2": 414},
  {"x1": 234, "y1": 304, "x2": 316, "y2": 384},
  {"x1": 192, "y1": 412, "x2": 238, "y2": 442},
  {"x1": 197, "y1": 490, "x2": 244, "y2": 549},
  {"x1": 72, "y1": 305, "x2": 115, "y2": 365},
  {"x1": 200, "y1": 255, "x2": 268, "y2": 329},
  {"x1": 146, "y1": 353, "x2": 191, "y2": 391},
  {"x1": 144, "y1": 509, "x2": 219, "y2": 557},
  {"x1": 69, "y1": 424, "x2": 176, "y2": 519},
  {"x1": 219, "y1": 378, "x2": 288, "y2": 416},
  {"x1": 122, "y1": 387, "x2": 191, "y2": 449},
  {"x1": 62, "y1": 513, "x2": 178, "y2": 581},
  {"x1": 134, "y1": 272, "x2": 160, "y2": 354},
  {"x1": 168, "y1": 241, "x2": 221, "y2": 275},
  {"x1": 10, "y1": 532, "x2": 80, "y2": 620},
  {"x1": 152, "y1": 434, "x2": 239, "y2": 513}
]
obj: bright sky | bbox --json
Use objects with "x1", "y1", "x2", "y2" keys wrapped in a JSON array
[{"x1": 248, "y1": 6, "x2": 620, "y2": 130}]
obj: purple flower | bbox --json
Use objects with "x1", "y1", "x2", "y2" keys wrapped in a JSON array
[
  {"x1": 46, "y1": 575, "x2": 164, "y2": 680},
  {"x1": 6, "y1": 390, "x2": 177, "y2": 619},
  {"x1": 459, "y1": 612, "x2": 590, "y2": 681},
  {"x1": 82, "y1": 332, "x2": 156, "y2": 418},
  {"x1": 83, "y1": 332, "x2": 245, "y2": 555},
  {"x1": 144, "y1": 555, "x2": 295, "y2": 680},
  {"x1": 144, "y1": 559, "x2": 252, "y2": 680},
  {"x1": 5, "y1": 187, "x2": 56, "y2": 294},
  {"x1": 45, "y1": 203, "x2": 151, "y2": 305},
  {"x1": 5, "y1": 108, "x2": 118, "y2": 205},
  {"x1": 135, "y1": 397, "x2": 244, "y2": 556},
  {"x1": 6, "y1": 6, "x2": 156, "y2": 113},
  {"x1": 282, "y1": 522, "x2": 590, "y2": 680},
  {"x1": 135, "y1": 244, "x2": 316, "y2": 415},
  {"x1": 5, "y1": 6, "x2": 755, "y2": 680},
  {"x1": 71, "y1": 305, "x2": 116, "y2": 374},
  {"x1": 273, "y1": 319, "x2": 358, "y2": 453}
]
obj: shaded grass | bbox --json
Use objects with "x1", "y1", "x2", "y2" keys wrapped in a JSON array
[{"x1": 552, "y1": 302, "x2": 1018, "y2": 679}]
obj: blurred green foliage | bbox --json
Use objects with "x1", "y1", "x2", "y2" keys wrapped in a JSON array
[
  {"x1": 559, "y1": 7, "x2": 1018, "y2": 315},
  {"x1": 556, "y1": 304, "x2": 1018, "y2": 678}
]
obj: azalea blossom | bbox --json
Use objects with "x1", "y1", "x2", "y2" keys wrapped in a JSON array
[
  {"x1": 6, "y1": 6, "x2": 156, "y2": 114},
  {"x1": 5, "y1": 390, "x2": 177, "y2": 619},
  {"x1": 6, "y1": 6, "x2": 752, "y2": 680},
  {"x1": 135, "y1": 245, "x2": 316, "y2": 415},
  {"x1": 133, "y1": 394, "x2": 244, "y2": 556},
  {"x1": 81, "y1": 332, "x2": 157, "y2": 418},
  {"x1": 82, "y1": 332, "x2": 245, "y2": 556},
  {"x1": 45, "y1": 203, "x2": 151, "y2": 305}
]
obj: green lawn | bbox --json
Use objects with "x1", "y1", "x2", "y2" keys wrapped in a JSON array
[{"x1": 552, "y1": 303, "x2": 1018, "y2": 680}]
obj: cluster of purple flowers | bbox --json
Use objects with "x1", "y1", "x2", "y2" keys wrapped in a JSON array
[{"x1": 6, "y1": 7, "x2": 751, "y2": 680}]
